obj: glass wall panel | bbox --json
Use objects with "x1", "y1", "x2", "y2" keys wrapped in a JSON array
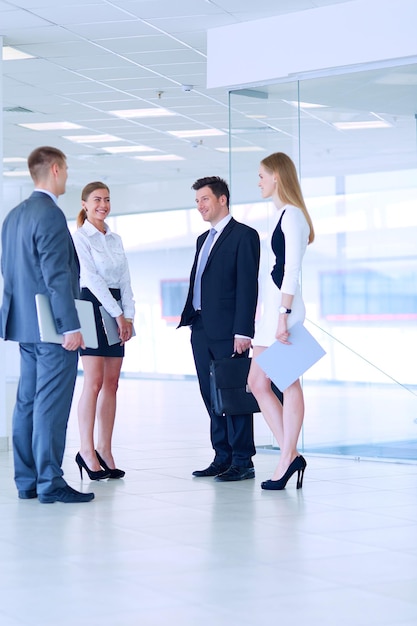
[{"x1": 229, "y1": 63, "x2": 417, "y2": 461}]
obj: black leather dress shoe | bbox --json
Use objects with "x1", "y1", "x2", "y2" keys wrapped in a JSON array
[
  {"x1": 18, "y1": 489, "x2": 37, "y2": 499},
  {"x1": 38, "y1": 485, "x2": 95, "y2": 503},
  {"x1": 192, "y1": 462, "x2": 230, "y2": 477},
  {"x1": 215, "y1": 465, "x2": 255, "y2": 482}
]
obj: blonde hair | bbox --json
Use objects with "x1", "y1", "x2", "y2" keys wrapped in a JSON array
[
  {"x1": 261, "y1": 152, "x2": 314, "y2": 244},
  {"x1": 77, "y1": 181, "x2": 110, "y2": 228}
]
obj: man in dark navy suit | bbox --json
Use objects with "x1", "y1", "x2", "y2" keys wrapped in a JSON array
[
  {"x1": 179, "y1": 176, "x2": 260, "y2": 481},
  {"x1": 1, "y1": 146, "x2": 94, "y2": 503}
]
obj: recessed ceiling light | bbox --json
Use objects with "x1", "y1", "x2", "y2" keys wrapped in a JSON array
[
  {"x1": 3, "y1": 171, "x2": 31, "y2": 177},
  {"x1": 2, "y1": 46, "x2": 34, "y2": 61},
  {"x1": 110, "y1": 108, "x2": 176, "y2": 118},
  {"x1": 134, "y1": 155, "x2": 184, "y2": 162},
  {"x1": 246, "y1": 114, "x2": 268, "y2": 119},
  {"x1": 102, "y1": 145, "x2": 158, "y2": 154},
  {"x1": 64, "y1": 134, "x2": 122, "y2": 143},
  {"x1": 19, "y1": 122, "x2": 84, "y2": 131},
  {"x1": 216, "y1": 146, "x2": 263, "y2": 153},
  {"x1": 168, "y1": 129, "x2": 226, "y2": 138},
  {"x1": 284, "y1": 100, "x2": 328, "y2": 109},
  {"x1": 3, "y1": 157, "x2": 27, "y2": 163},
  {"x1": 332, "y1": 120, "x2": 392, "y2": 130}
]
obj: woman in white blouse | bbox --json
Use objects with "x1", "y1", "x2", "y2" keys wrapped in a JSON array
[
  {"x1": 72, "y1": 182, "x2": 135, "y2": 481},
  {"x1": 248, "y1": 153, "x2": 315, "y2": 491}
]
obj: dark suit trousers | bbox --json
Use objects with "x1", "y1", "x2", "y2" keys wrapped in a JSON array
[
  {"x1": 12, "y1": 342, "x2": 78, "y2": 495},
  {"x1": 191, "y1": 314, "x2": 256, "y2": 468}
]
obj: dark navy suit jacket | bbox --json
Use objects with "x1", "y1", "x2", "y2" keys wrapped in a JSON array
[
  {"x1": 178, "y1": 217, "x2": 260, "y2": 340},
  {"x1": 1, "y1": 191, "x2": 80, "y2": 343}
]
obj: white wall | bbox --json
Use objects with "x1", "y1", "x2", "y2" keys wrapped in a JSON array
[{"x1": 207, "y1": 0, "x2": 417, "y2": 89}]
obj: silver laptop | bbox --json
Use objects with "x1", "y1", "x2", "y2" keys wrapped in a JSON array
[
  {"x1": 99, "y1": 304, "x2": 136, "y2": 345},
  {"x1": 35, "y1": 293, "x2": 98, "y2": 348}
]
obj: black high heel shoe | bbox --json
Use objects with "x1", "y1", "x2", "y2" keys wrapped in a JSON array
[
  {"x1": 95, "y1": 451, "x2": 125, "y2": 479},
  {"x1": 261, "y1": 455, "x2": 307, "y2": 491},
  {"x1": 75, "y1": 452, "x2": 110, "y2": 481}
]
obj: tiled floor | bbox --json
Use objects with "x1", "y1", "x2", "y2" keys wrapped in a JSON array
[{"x1": 1, "y1": 377, "x2": 417, "y2": 626}]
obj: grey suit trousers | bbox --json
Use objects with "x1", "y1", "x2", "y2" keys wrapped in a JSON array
[{"x1": 13, "y1": 342, "x2": 78, "y2": 495}]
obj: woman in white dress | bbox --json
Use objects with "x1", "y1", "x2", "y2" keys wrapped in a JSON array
[{"x1": 248, "y1": 153, "x2": 314, "y2": 490}]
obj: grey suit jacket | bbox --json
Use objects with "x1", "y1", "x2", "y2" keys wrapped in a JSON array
[{"x1": 0, "y1": 191, "x2": 80, "y2": 343}]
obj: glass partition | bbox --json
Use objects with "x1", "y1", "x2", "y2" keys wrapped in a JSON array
[
  {"x1": 68, "y1": 62, "x2": 417, "y2": 461},
  {"x1": 229, "y1": 62, "x2": 417, "y2": 461}
]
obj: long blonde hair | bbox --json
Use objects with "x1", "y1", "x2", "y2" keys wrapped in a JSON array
[
  {"x1": 76, "y1": 181, "x2": 110, "y2": 228},
  {"x1": 261, "y1": 152, "x2": 315, "y2": 244}
]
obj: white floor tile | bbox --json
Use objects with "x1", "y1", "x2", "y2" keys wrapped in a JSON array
[{"x1": 1, "y1": 377, "x2": 417, "y2": 625}]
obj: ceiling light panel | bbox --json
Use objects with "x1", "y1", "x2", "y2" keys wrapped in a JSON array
[
  {"x1": 216, "y1": 146, "x2": 264, "y2": 153},
  {"x1": 168, "y1": 129, "x2": 226, "y2": 138},
  {"x1": 64, "y1": 134, "x2": 123, "y2": 143},
  {"x1": 102, "y1": 145, "x2": 157, "y2": 153},
  {"x1": 110, "y1": 108, "x2": 176, "y2": 118},
  {"x1": 2, "y1": 46, "x2": 34, "y2": 61},
  {"x1": 3, "y1": 171, "x2": 31, "y2": 177},
  {"x1": 333, "y1": 120, "x2": 392, "y2": 130},
  {"x1": 18, "y1": 121, "x2": 84, "y2": 131},
  {"x1": 134, "y1": 154, "x2": 184, "y2": 162}
]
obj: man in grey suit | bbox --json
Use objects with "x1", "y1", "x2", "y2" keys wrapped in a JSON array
[{"x1": 0, "y1": 146, "x2": 94, "y2": 503}]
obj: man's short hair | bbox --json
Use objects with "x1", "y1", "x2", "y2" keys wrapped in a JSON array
[
  {"x1": 192, "y1": 176, "x2": 230, "y2": 208},
  {"x1": 27, "y1": 146, "x2": 66, "y2": 182}
]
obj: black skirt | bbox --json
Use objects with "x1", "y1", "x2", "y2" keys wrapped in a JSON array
[{"x1": 79, "y1": 287, "x2": 125, "y2": 358}]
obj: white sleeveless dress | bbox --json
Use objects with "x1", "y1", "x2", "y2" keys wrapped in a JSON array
[{"x1": 253, "y1": 205, "x2": 309, "y2": 348}]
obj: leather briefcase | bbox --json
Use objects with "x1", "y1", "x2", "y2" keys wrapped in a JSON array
[
  {"x1": 209, "y1": 355, "x2": 284, "y2": 417},
  {"x1": 209, "y1": 355, "x2": 260, "y2": 416}
]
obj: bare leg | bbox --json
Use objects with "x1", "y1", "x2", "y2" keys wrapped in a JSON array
[
  {"x1": 248, "y1": 348, "x2": 284, "y2": 445},
  {"x1": 77, "y1": 356, "x2": 104, "y2": 471},
  {"x1": 272, "y1": 379, "x2": 304, "y2": 480},
  {"x1": 96, "y1": 357, "x2": 123, "y2": 470},
  {"x1": 248, "y1": 347, "x2": 305, "y2": 481}
]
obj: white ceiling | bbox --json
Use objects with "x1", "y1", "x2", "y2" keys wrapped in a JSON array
[
  {"x1": 1, "y1": 0, "x2": 416, "y2": 208},
  {"x1": 1, "y1": 0, "x2": 357, "y2": 189}
]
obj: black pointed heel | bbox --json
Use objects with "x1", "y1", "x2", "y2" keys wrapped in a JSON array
[
  {"x1": 95, "y1": 451, "x2": 125, "y2": 479},
  {"x1": 261, "y1": 455, "x2": 307, "y2": 491},
  {"x1": 75, "y1": 452, "x2": 110, "y2": 481}
]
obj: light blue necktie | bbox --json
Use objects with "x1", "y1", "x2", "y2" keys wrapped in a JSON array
[{"x1": 192, "y1": 228, "x2": 217, "y2": 310}]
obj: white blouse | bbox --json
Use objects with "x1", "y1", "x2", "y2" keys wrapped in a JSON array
[
  {"x1": 279, "y1": 204, "x2": 310, "y2": 296},
  {"x1": 72, "y1": 220, "x2": 135, "y2": 320}
]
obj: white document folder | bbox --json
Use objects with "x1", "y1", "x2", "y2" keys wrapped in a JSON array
[
  {"x1": 35, "y1": 293, "x2": 98, "y2": 349},
  {"x1": 255, "y1": 321, "x2": 326, "y2": 391}
]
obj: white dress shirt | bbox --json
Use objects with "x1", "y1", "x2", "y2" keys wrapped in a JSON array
[
  {"x1": 72, "y1": 220, "x2": 135, "y2": 319},
  {"x1": 194, "y1": 213, "x2": 232, "y2": 275}
]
